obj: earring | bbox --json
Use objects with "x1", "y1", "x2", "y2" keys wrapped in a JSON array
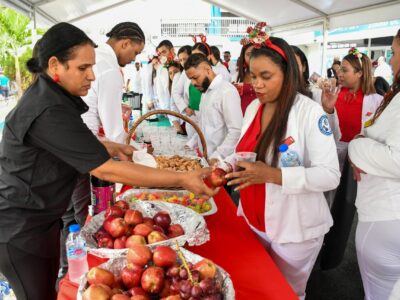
[{"x1": 52, "y1": 74, "x2": 60, "y2": 83}]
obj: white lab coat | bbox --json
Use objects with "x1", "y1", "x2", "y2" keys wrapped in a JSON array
[
  {"x1": 141, "y1": 63, "x2": 156, "y2": 113},
  {"x1": 187, "y1": 75, "x2": 243, "y2": 159},
  {"x1": 172, "y1": 71, "x2": 190, "y2": 114},
  {"x1": 349, "y1": 92, "x2": 400, "y2": 222},
  {"x1": 228, "y1": 94, "x2": 340, "y2": 243},
  {"x1": 154, "y1": 65, "x2": 171, "y2": 110},
  {"x1": 81, "y1": 44, "x2": 126, "y2": 143},
  {"x1": 212, "y1": 62, "x2": 231, "y2": 82}
]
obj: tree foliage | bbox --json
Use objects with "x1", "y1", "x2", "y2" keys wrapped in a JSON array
[{"x1": 0, "y1": 6, "x2": 44, "y2": 97}]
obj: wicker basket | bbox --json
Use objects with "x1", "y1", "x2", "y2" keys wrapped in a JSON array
[{"x1": 126, "y1": 109, "x2": 208, "y2": 160}]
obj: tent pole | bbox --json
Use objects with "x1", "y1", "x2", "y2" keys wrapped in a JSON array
[{"x1": 322, "y1": 18, "x2": 329, "y2": 77}]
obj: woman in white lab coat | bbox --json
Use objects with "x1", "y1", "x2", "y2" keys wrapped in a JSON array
[
  {"x1": 225, "y1": 24, "x2": 340, "y2": 299},
  {"x1": 348, "y1": 29, "x2": 400, "y2": 300}
]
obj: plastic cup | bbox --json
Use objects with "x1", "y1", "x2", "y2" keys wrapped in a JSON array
[{"x1": 234, "y1": 152, "x2": 257, "y2": 171}]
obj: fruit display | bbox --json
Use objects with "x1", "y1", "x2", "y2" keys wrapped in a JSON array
[
  {"x1": 155, "y1": 155, "x2": 203, "y2": 172},
  {"x1": 122, "y1": 190, "x2": 216, "y2": 215},
  {"x1": 81, "y1": 200, "x2": 210, "y2": 258},
  {"x1": 78, "y1": 246, "x2": 234, "y2": 300},
  {"x1": 94, "y1": 201, "x2": 185, "y2": 249}
]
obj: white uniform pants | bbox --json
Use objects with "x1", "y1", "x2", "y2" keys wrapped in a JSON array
[
  {"x1": 356, "y1": 220, "x2": 400, "y2": 300},
  {"x1": 253, "y1": 227, "x2": 324, "y2": 300}
]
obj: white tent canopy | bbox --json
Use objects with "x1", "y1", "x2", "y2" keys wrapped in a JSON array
[
  {"x1": 2, "y1": 0, "x2": 400, "y2": 31},
  {"x1": 204, "y1": 0, "x2": 400, "y2": 32}
]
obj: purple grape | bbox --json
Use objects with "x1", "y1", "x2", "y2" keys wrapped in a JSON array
[
  {"x1": 191, "y1": 285, "x2": 203, "y2": 297},
  {"x1": 180, "y1": 280, "x2": 192, "y2": 294},
  {"x1": 172, "y1": 276, "x2": 181, "y2": 284},
  {"x1": 180, "y1": 291, "x2": 191, "y2": 299},
  {"x1": 199, "y1": 278, "x2": 216, "y2": 295},
  {"x1": 167, "y1": 266, "x2": 180, "y2": 278},
  {"x1": 202, "y1": 295, "x2": 222, "y2": 300},
  {"x1": 191, "y1": 270, "x2": 200, "y2": 282},
  {"x1": 170, "y1": 282, "x2": 180, "y2": 294},
  {"x1": 179, "y1": 268, "x2": 188, "y2": 280}
]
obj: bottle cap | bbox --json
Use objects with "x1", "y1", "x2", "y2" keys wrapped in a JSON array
[
  {"x1": 278, "y1": 144, "x2": 288, "y2": 153},
  {"x1": 69, "y1": 224, "x2": 81, "y2": 233}
]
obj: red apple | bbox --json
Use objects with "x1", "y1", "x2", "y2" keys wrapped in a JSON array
[
  {"x1": 193, "y1": 259, "x2": 217, "y2": 279},
  {"x1": 113, "y1": 276, "x2": 124, "y2": 289},
  {"x1": 133, "y1": 223, "x2": 153, "y2": 237},
  {"x1": 153, "y1": 246, "x2": 177, "y2": 268},
  {"x1": 205, "y1": 168, "x2": 227, "y2": 188},
  {"x1": 114, "y1": 236, "x2": 127, "y2": 249},
  {"x1": 87, "y1": 267, "x2": 115, "y2": 287},
  {"x1": 147, "y1": 231, "x2": 168, "y2": 244},
  {"x1": 115, "y1": 200, "x2": 130, "y2": 211},
  {"x1": 131, "y1": 296, "x2": 151, "y2": 300},
  {"x1": 153, "y1": 211, "x2": 171, "y2": 230},
  {"x1": 162, "y1": 295, "x2": 181, "y2": 300},
  {"x1": 124, "y1": 209, "x2": 144, "y2": 226},
  {"x1": 127, "y1": 244, "x2": 152, "y2": 267},
  {"x1": 111, "y1": 294, "x2": 130, "y2": 300},
  {"x1": 142, "y1": 217, "x2": 155, "y2": 227},
  {"x1": 105, "y1": 205, "x2": 125, "y2": 218},
  {"x1": 126, "y1": 235, "x2": 147, "y2": 248},
  {"x1": 152, "y1": 225, "x2": 165, "y2": 234},
  {"x1": 94, "y1": 227, "x2": 108, "y2": 240},
  {"x1": 104, "y1": 217, "x2": 128, "y2": 238},
  {"x1": 82, "y1": 284, "x2": 111, "y2": 300},
  {"x1": 121, "y1": 264, "x2": 143, "y2": 289},
  {"x1": 128, "y1": 287, "x2": 148, "y2": 297},
  {"x1": 167, "y1": 224, "x2": 185, "y2": 238},
  {"x1": 126, "y1": 225, "x2": 134, "y2": 237},
  {"x1": 159, "y1": 279, "x2": 172, "y2": 297},
  {"x1": 141, "y1": 266, "x2": 165, "y2": 294},
  {"x1": 97, "y1": 232, "x2": 114, "y2": 249}
]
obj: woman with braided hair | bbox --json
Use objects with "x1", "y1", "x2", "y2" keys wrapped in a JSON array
[{"x1": 348, "y1": 29, "x2": 400, "y2": 300}]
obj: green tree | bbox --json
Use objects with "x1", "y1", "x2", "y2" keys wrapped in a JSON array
[{"x1": 0, "y1": 6, "x2": 32, "y2": 98}]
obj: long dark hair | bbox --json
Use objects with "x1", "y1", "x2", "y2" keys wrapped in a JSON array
[
  {"x1": 291, "y1": 45, "x2": 312, "y2": 98},
  {"x1": 236, "y1": 43, "x2": 253, "y2": 83},
  {"x1": 252, "y1": 37, "x2": 300, "y2": 167},
  {"x1": 372, "y1": 29, "x2": 400, "y2": 123}
]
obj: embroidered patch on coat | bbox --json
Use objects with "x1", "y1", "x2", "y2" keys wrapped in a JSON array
[{"x1": 318, "y1": 115, "x2": 332, "y2": 136}]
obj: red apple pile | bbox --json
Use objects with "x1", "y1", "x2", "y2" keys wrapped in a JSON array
[
  {"x1": 94, "y1": 201, "x2": 185, "y2": 249},
  {"x1": 82, "y1": 245, "x2": 223, "y2": 300}
]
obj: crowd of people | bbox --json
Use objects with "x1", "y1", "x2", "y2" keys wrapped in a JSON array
[{"x1": 0, "y1": 19, "x2": 398, "y2": 300}]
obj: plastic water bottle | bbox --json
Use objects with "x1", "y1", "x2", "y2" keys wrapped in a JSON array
[
  {"x1": 128, "y1": 115, "x2": 134, "y2": 131},
  {"x1": 279, "y1": 144, "x2": 301, "y2": 167},
  {"x1": 66, "y1": 224, "x2": 88, "y2": 283}
]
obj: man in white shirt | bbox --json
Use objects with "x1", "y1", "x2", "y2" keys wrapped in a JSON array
[
  {"x1": 155, "y1": 40, "x2": 182, "y2": 132},
  {"x1": 185, "y1": 53, "x2": 243, "y2": 160},
  {"x1": 131, "y1": 62, "x2": 143, "y2": 95},
  {"x1": 374, "y1": 56, "x2": 393, "y2": 85},
  {"x1": 82, "y1": 22, "x2": 145, "y2": 143},
  {"x1": 210, "y1": 46, "x2": 231, "y2": 82},
  {"x1": 223, "y1": 51, "x2": 237, "y2": 75}
]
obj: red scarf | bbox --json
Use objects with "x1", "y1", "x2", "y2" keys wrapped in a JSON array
[{"x1": 236, "y1": 104, "x2": 266, "y2": 232}]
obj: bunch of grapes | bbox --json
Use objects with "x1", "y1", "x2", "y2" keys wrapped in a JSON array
[{"x1": 165, "y1": 263, "x2": 223, "y2": 300}]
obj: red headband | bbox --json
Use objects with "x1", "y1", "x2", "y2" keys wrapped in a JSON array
[
  {"x1": 245, "y1": 22, "x2": 288, "y2": 62},
  {"x1": 192, "y1": 34, "x2": 211, "y2": 56}
]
